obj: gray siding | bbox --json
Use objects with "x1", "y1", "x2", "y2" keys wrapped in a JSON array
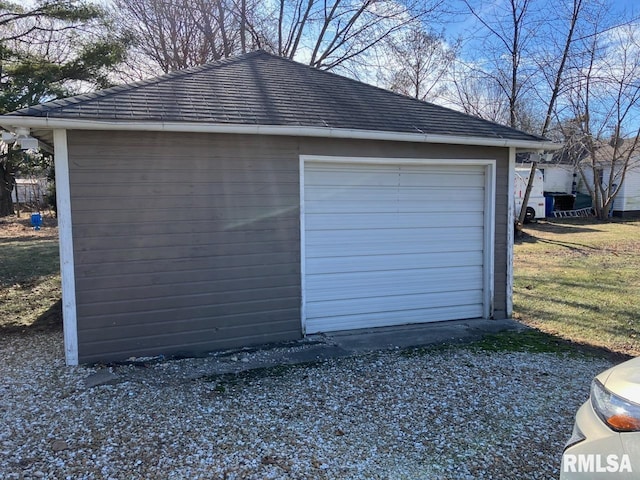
[
  {"x1": 68, "y1": 131, "x2": 510, "y2": 363},
  {"x1": 69, "y1": 131, "x2": 302, "y2": 363}
]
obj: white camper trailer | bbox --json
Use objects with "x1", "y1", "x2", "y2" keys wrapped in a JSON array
[{"x1": 515, "y1": 167, "x2": 545, "y2": 221}]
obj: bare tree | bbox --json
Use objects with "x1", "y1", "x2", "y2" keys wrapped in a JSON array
[
  {"x1": 457, "y1": 0, "x2": 608, "y2": 138},
  {"x1": 382, "y1": 25, "x2": 458, "y2": 102},
  {"x1": 563, "y1": 21, "x2": 640, "y2": 220},
  {"x1": 513, "y1": 0, "x2": 593, "y2": 225},
  {"x1": 114, "y1": 0, "x2": 208, "y2": 72},
  {"x1": 536, "y1": 0, "x2": 587, "y2": 137},
  {"x1": 269, "y1": 0, "x2": 442, "y2": 71},
  {"x1": 114, "y1": 0, "x2": 445, "y2": 75},
  {"x1": 113, "y1": 0, "x2": 260, "y2": 74},
  {"x1": 458, "y1": 0, "x2": 603, "y2": 225},
  {"x1": 461, "y1": 0, "x2": 540, "y2": 130},
  {"x1": 448, "y1": 66, "x2": 504, "y2": 123}
]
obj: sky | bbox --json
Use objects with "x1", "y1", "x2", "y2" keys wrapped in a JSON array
[{"x1": 445, "y1": 0, "x2": 638, "y2": 47}]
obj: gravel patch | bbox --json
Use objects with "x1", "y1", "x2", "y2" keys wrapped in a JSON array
[{"x1": 1, "y1": 330, "x2": 614, "y2": 479}]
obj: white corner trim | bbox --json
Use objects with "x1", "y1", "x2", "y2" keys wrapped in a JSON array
[
  {"x1": 53, "y1": 129, "x2": 78, "y2": 366},
  {"x1": 506, "y1": 147, "x2": 516, "y2": 317},
  {"x1": 0, "y1": 116, "x2": 562, "y2": 151}
]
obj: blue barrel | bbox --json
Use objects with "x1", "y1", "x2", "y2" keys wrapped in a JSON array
[
  {"x1": 544, "y1": 194, "x2": 555, "y2": 218},
  {"x1": 31, "y1": 213, "x2": 42, "y2": 230}
]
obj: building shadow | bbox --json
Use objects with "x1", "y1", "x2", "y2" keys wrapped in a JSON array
[{"x1": 1, "y1": 299, "x2": 62, "y2": 335}]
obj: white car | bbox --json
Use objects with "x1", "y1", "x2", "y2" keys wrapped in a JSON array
[{"x1": 561, "y1": 356, "x2": 640, "y2": 479}]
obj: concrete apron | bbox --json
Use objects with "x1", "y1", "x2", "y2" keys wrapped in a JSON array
[{"x1": 84, "y1": 319, "x2": 525, "y2": 388}]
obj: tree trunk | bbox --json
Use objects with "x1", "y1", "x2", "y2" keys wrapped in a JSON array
[
  {"x1": 0, "y1": 162, "x2": 15, "y2": 217},
  {"x1": 517, "y1": 161, "x2": 537, "y2": 225}
]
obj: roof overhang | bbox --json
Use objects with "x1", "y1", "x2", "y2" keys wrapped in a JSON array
[{"x1": 0, "y1": 116, "x2": 562, "y2": 152}]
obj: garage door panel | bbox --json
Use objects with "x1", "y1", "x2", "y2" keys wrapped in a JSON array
[
  {"x1": 306, "y1": 266, "x2": 483, "y2": 301},
  {"x1": 306, "y1": 304, "x2": 485, "y2": 333},
  {"x1": 305, "y1": 185, "x2": 485, "y2": 204},
  {"x1": 398, "y1": 170, "x2": 484, "y2": 188},
  {"x1": 305, "y1": 169, "x2": 485, "y2": 189},
  {"x1": 306, "y1": 163, "x2": 480, "y2": 174},
  {"x1": 305, "y1": 227, "x2": 482, "y2": 248},
  {"x1": 306, "y1": 289, "x2": 484, "y2": 319},
  {"x1": 303, "y1": 160, "x2": 488, "y2": 333},
  {"x1": 305, "y1": 198, "x2": 484, "y2": 214},
  {"x1": 306, "y1": 251, "x2": 484, "y2": 275},
  {"x1": 307, "y1": 239, "x2": 481, "y2": 258},
  {"x1": 306, "y1": 212, "x2": 484, "y2": 230},
  {"x1": 305, "y1": 227, "x2": 482, "y2": 252},
  {"x1": 305, "y1": 170, "x2": 404, "y2": 187}
]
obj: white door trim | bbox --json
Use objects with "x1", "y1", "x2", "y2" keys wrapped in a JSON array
[{"x1": 299, "y1": 155, "x2": 496, "y2": 334}]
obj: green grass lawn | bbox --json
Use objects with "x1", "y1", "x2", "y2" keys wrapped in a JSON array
[
  {"x1": 0, "y1": 216, "x2": 61, "y2": 331},
  {"x1": 514, "y1": 219, "x2": 640, "y2": 356}
]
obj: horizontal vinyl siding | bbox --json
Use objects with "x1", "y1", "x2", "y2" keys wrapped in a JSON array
[
  {"x1": 68, "y1": 132, "x2": 510, "y2": 363},
  {"x1": 68, "y1": 131, "x2": 302, "y2": 363}
]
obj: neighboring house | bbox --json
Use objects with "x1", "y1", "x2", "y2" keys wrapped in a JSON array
[
  {"x1": 0, "y1": 51, "x2": 557, "y2": 365},
  {"x1": 575, "y1": 144, "x2": 640, "y2": 217},
  {"x1": 609, "y1": 167, "x2": 640, "y2": 215},
  {"x1": 526, "y1": 140, "x2": 640, "y2": 217}
]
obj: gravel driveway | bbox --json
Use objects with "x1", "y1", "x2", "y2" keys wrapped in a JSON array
[{"x1": 1, "y1": 330, "x2": 614, "y2": 480}]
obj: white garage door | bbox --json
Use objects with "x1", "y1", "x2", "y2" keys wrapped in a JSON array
[{"x1": 302, "y1": 160, "x2": 492, "y2": 334}]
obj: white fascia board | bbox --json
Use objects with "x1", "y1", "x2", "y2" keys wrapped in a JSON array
[
  {"x1": 0, "y1": 117, "x2": 562, "y2": 151},
  {"x1": 53, "y1": 129, "x2": 79, "y2": 366}
]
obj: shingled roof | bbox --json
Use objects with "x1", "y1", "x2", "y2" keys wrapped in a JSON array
[{"x1": 5, "y1": 50, "x2": 550, "y2": 145}]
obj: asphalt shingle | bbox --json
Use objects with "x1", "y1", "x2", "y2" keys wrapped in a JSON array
[{"x1": 7, "y1": 51, "x2": 546, "y2": 142}]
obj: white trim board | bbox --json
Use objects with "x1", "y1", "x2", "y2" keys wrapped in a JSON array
[
  {"x1": 0, "y1": 116, "x2": 562, "y2": 151},
  {"x1": 299, "y1": 155, "x2": 497, "y2": 334},
  {"x1": 299, "y1": 155, "x2": 307, "y2": 335},
  {"x1": 53, "y1": 129, "x2": 78, "y2": 366},
  {"x1": 506, "y1": 147, "x2": 516, "y2": 317}
]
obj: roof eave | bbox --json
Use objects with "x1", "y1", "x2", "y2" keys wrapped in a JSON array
[{"x1": 0, "y1": 117, "x2": 562, "y2": 151}]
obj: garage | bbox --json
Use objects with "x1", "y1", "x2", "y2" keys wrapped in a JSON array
[
  {"x1": 302, "y1": 157, "x2": 495, "y2": 334},
  {"x1": 0, "y1": 50, "x2": 558, "y2": 364}
]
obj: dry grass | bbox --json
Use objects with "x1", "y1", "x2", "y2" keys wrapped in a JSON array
[
  {"x1": 514, "y1": 219, "x2": 640, "y2": 357},
  {"x1": 0, "y1": 215, "x2": 61, "y2": 332}
]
